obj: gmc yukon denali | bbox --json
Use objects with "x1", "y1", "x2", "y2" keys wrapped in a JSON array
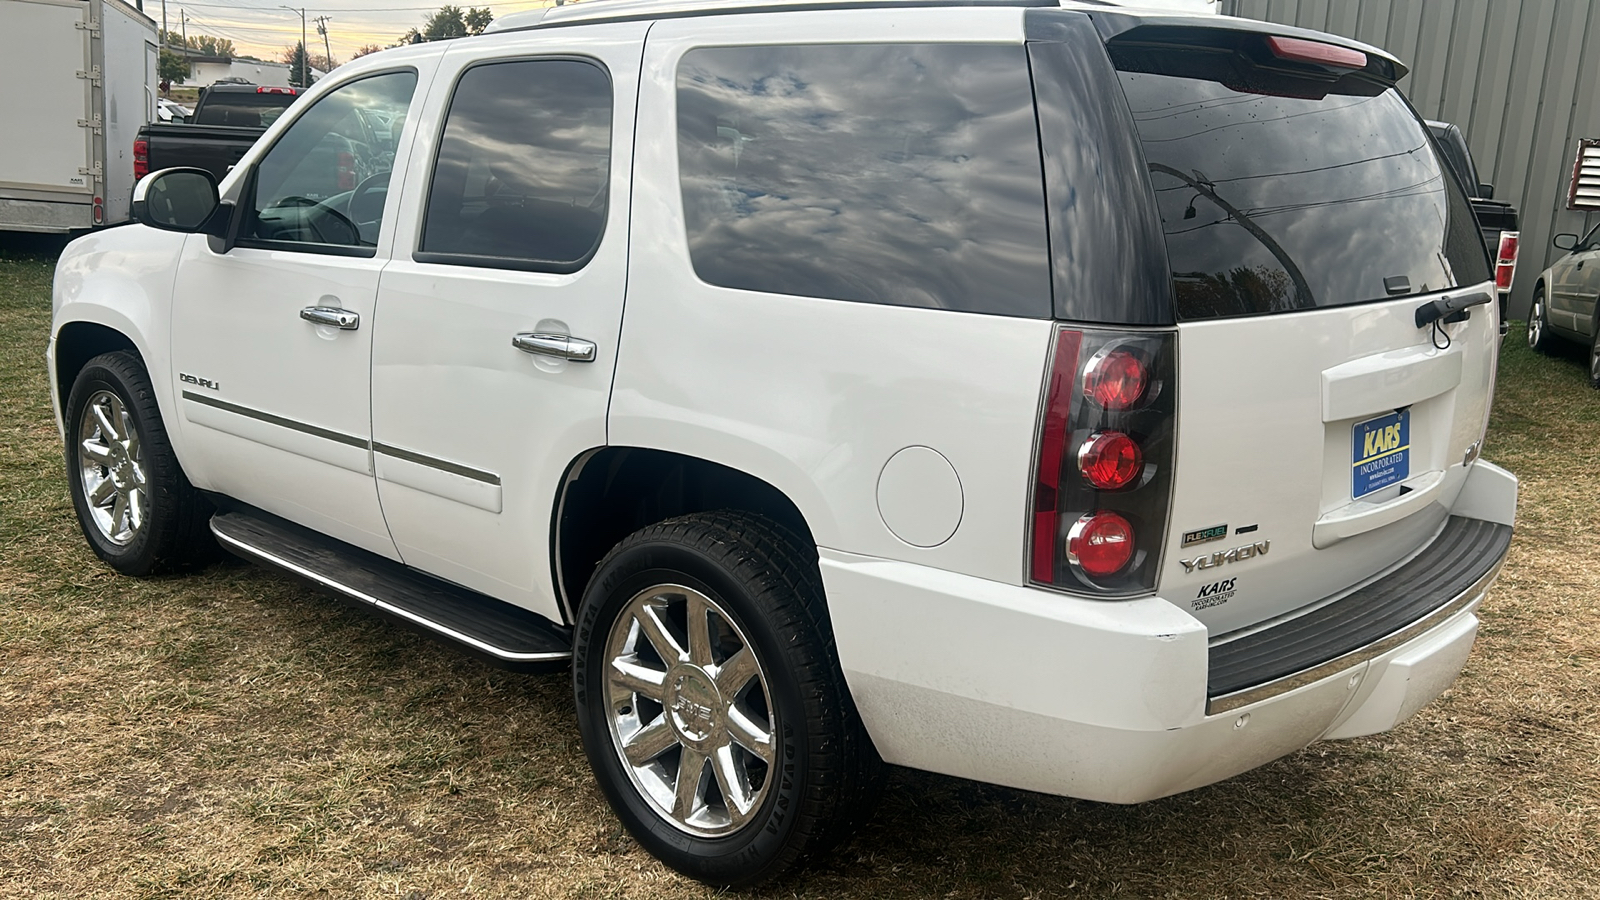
[{"x1": 49, "y1": 0, "x2": 1517, "y2": 886}]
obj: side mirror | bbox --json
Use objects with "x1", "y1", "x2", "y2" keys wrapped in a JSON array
[
  {"x1": 132, "y1": 168, "x2": 226, "y2": 235},
  {"x1": 1554, "y1": 233, "x2": 1579, "y2": 252},
  {"x1": 1476, "y1": 182, "x2": 1494, "y2": 199}
]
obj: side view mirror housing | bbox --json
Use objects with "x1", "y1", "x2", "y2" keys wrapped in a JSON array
[
  {"x1": 1553, "y1": 233, "x2": 1579, "y2": 252},
  {"x1": 1476, "y1": 182, "x2": 1494, "y2": 199},
  {"x1": 132, "y1": 168, "x2": 231, "y2": 238}
]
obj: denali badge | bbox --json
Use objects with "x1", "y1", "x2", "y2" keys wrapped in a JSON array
[
  {"x1": 1180, "y1": 540, "x2": 1270, "y2": 574},
  {"x1": 179, "y1": 372, "x2": 220, "y2": 391},
  {"x1": 1181, "y1": 524, "x2": 1228, "y2": 547}
]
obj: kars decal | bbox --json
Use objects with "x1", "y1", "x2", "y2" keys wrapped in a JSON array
[{"x1": 1193, "y1": 577, "x2": 1237, "y2": 610}]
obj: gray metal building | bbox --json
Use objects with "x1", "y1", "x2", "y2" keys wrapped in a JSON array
[{"x1": 1221, "y1": 0, "x2": 1600, "y2": 320}]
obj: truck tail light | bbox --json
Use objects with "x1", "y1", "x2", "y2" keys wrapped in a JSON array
[
  {"x1": 257, "y1": 86, "x2": 297, "y2": 95},
  {"x1": 133, "y1": 139, "x2": 148, "y2": 179},
  {"x1": 1030, "y1": 327, "x2": 1176, "y2": 595},
  {"x1": 337, "y1": 151, "x2": 356, "y2": 191},
  {"x1": 1495, "y1": 231, "x2": 1520, "y2": 292},
  {"x1": 92, "y1": 196, "x2": 103, "y2": 225}
]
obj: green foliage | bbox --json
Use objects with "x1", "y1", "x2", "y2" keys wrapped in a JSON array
[
  {"x1": 160, "y1": 30, "x2": 236, "y2": 58},
  {"x1": 397, "y1": 5, "x2": 493, "y2": 45},
  {"x1": 157, "y1": 48, "x2": 188, "y2": 84},
  {"x1": 281, "y1": 42, "x2": 313, "y2": 88}
]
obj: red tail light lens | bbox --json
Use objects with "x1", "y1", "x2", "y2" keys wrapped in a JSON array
[
  {"x1": 1083, "y1": 347, "x2": 1149, "y2": 410},
  {"x1": 1495, "y1": 231, "x2": 1519, "y2": 291},
  {"x1": 1068, "y1": 512, "x2": 1135, "y2": 578},
  {"x1": 1030, "y1": 327, "x2": 1175, "y2": 595},
  {"x1": 133, "y1": 139, "x2": 148, "y2": 179},
  {"x1": 1264, "y1": 35, "x2": 1367, "y2": 70},
  {"x1": 1078, "y1": 431, "x2": 1143, "y2": 490},
  {"x1": 337, "y1": 152, "x2": 356, "y2": 191}
]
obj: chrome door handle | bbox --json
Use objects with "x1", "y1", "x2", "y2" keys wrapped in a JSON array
[
  {"x1": 300, "y1": 306, "x2": 360, "y2": 330},
  {"x1": 512, "y1": 332, "x2": 597, "y2": 362}
]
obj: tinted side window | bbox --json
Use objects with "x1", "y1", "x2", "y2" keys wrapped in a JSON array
[
  {"x1": 195, "y1": 89, "x2": 296, "y2": 127},
  {"x1": 676, "y1": 44, "x2": 1051, "y2": 317},
  {"x1": 246, "y1": 71, "x2": 417, "y2": 252},
  {"x1": 419, "y1": 59, "x2": 612, "y2": 272}
]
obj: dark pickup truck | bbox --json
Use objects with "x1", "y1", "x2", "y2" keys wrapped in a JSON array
[
  {"x1": 133, "y1": 84, "x2": 301, "y2": 183},
  {"x1": 1427, "y1": 120, "x2": 1520, "y2": 331}
]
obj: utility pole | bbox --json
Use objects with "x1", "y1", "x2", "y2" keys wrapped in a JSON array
[
  {"x1": 281, "y1": 6, "x2": 307, "y2": 86},
  {"x1": 179, "y1": 10, "x2": 188, "y2": 51},
  {"x1": 314, "y1": 15, "x2": 333, "y2": 69},
  {"x1": 160, "y1": 0, "x2": 167, "y2": 45}
]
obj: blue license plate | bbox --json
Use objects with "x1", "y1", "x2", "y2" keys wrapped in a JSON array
[{"x1": 1352, "y1": 409, "x2": 1410, "y2": 499}]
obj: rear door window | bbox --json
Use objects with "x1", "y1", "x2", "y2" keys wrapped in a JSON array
[
  {"x1": 417, "y1": 58, "x2": 612, "y2": 272},
  {"x1": 1110, "y1": 34, "x2": 1491, "y2": 320},
  {"x1": 676, "y1": 43, "x2": 1051, "y2": 317}
]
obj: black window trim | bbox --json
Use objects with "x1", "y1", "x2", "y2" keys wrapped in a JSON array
[
  {"x1": 233, "y1": 66, "x2": 421, "y2": 259},
  {"x1": 412, "y1": 53, "x2": 615, "y2": 276}
]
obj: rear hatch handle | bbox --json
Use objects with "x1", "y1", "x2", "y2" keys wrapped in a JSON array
[{"x1": 1415, "y1": 290, "x2": 1492, "y2": 328}]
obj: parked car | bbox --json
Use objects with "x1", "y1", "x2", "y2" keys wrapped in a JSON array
[
  {"x1": 1426, "y1": 120, "x2": 1521, "y2": 332},
  {"x1": 156, "y1": 98, "x2": 193, "y2": 124},
  {"x1": 1528, "y1": 222, "x2": 1600, "y2": 387},
  {"x1": 0, "y1": 0, "x2": 157, "y2": 233},
  {"x1": 50, "y1": 1, "x2": 1518, "y2": 887},
  {"x1": 133, "y1": 83, "x2": 301, "y2": 183}
]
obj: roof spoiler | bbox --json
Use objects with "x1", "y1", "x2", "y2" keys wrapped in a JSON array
[{"x1": 1085, "y1": 12, "x2": 1406, "y2": 84}]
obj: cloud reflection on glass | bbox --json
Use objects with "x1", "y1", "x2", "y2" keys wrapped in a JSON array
[{"x1": 677, "y1": 44, "x2": 1051, "y2": 317}]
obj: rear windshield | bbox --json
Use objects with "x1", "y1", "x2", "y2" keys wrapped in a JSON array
[
  {"x1": 195, "y1": 90, "x2": 295, "y2": 128},
  {"x1": 1111, "y1": 39, "x2": 1491, "y2": 320}
]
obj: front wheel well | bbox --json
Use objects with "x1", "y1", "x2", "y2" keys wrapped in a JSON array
[
  {"x1": 55, "y1": 321, "x2": 141, "y2": 408},
  {"x1": 554, "y1": 448, "x2": 816, "y2": 621}
]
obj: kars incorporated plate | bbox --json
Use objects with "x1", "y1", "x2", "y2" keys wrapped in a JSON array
[{"x1": 1353, "y1": 408, "x2": 1409, "y2": 500}]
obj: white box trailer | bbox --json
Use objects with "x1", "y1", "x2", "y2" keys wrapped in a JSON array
[{"x1": 0, "y1": 0, "x2": 158, "y2": 233}]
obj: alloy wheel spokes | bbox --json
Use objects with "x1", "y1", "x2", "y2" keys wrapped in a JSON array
[
  {"x1": 604, "y1": 584, "x2": 777, "y2": 837},
  {"x1": 76, "y1": 391, "x2": 147, "y2": 546}
]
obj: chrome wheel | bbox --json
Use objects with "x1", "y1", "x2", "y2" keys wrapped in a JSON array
[
  {"x1": 76, "y1": 389, "x2": 146, "y2": 546},
  {"x1": 604, "y1": 583, "x2": 776, "y2": 838},
  {"x1": 1528, "y1": 298, "x2": 1543, "y2": 349}
]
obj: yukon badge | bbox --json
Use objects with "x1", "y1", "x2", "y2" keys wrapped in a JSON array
[{"x1": 1180, "y1": 540, "x2": 1270, "y2": 574}]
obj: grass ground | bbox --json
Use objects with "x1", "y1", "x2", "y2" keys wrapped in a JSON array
[{"x1": 2, "y1": 237, "x2": 1597, "y2": 899}]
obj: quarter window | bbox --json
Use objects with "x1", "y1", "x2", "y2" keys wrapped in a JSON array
[
  {"x1": 245, "y1": 71, "x2": 417, "y2": 252},
  {"x1": 418, "y1": 59, "x2": 613, "y2": 272},
  {"x1": 676, "y1": 44, "x2": 1051, "y2": 317}
]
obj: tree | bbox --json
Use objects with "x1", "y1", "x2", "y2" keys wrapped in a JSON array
[
  {"x1": 352, "y1": 44, "x2": 383, "y2": 59},
  {"x1": 161, "y1": 31, "x2": 236, "y2": 58},
  {"x1": 158, "y1": 48, "x2": 188, "y2": 83},
  {"x1": 281, "y1": 42, "x2": 313, "y2": 88},
  {"x1": 307, "y1": 52, "x2": 336, "y2": 74},
  {"x1": 397, "y1": 5, "x2": 493, "y2": 44}
]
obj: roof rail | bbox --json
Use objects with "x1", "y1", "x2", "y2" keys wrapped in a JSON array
[{"x1": 485, "y1": 0, "x2": 1072, "y2": 34}]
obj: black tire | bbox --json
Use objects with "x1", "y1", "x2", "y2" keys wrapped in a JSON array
[
  {"x1": 1527, "y1": 285, "x2": 1555, "y2": 354},
  {"x1": 63, "y1": 351, "x2": 216, "y2": 575},
  {"x1": 573, "y1": 511, "x2": 881, "y2": 888}
]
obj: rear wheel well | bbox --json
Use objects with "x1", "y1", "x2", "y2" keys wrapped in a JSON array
[
  {"x1": 56, "y1": 322, "x2": 141, "y2": 406},
  {"x1": 555, "y1": 448, "x2": 816, "y2": 621}
]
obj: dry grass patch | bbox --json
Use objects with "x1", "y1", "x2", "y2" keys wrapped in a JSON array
[{"x1": 3, "y1": 237, "x2": 1598, "y2": 898}]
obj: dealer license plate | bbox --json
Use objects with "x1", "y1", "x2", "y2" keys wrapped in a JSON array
[{"x1": 1352, "y1": 409, "x2": 1410, "y2": 500}]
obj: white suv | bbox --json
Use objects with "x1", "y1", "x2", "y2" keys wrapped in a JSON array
[{"x1": 48, "y1": 0, "x2": 1518, "y2": 887}]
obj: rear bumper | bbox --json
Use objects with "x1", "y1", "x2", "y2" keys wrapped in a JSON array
[{"x1": 822, "y1": 461, "x2": 1515, "y2": 803}]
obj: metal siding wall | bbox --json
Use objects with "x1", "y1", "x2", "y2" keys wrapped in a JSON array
[{"x1": 1221, "y1": 0, "x2": 1600, "y2": 318}]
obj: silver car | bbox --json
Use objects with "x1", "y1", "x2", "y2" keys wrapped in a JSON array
[{"x1": 1529, "y1": 222, "x2": 1600, "y2": 387}]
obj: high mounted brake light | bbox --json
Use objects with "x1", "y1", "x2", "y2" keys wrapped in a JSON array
[
  {"x1": 257, "y1": 86, "x2": 296, "y2": 95},
  {"x1": 1265, "y1": 36, "x2": 1367, "y2": 70}
]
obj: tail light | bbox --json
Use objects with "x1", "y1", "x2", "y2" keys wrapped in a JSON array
[
  {"x1": 1030, "y1": 327, "x2": 1176, "y2": 594},
  {"x1": 133, "y1": 139, "x2": 148, "y2": 179},
  {"x1": 92, "y1": 196, "x2": 103, "y2": 225},
  {"x1": 1494, "y1": 231, "x2": 1519, "y2": 291},
  {"x1": 337, "y1": 151, "x2": 356, "y2": 191}
]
